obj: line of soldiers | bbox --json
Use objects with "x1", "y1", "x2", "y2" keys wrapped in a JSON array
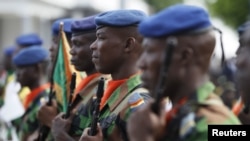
[{"x1": 1, "y1": 3, "x2": 250, "y2": 141}]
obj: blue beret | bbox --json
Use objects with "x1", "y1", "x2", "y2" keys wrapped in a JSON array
[
  {"x1": 237, "y1": 21, "x2": 250, "y2": 36},
  {"x1": 71, "y1": 16, "x2": 96, "y2": 36},
  {"x1": 4, "y1": 46, "x2": 16, "y2": 57},
  {"x1": 139, "y1": 4, "x2": 212, "y2": 37},
  {"x1": 16, "y1": 33, "x2": 43, "y2": 46},
  {"x1": 95, "y1": 9, "x2": 147, "y2": 29},
  {"x1": 52, "y1": 18, "x2": 73, "y2": 36},
  {"x1": 13, "y1": 46, "x2": 48, "y2": 66}
]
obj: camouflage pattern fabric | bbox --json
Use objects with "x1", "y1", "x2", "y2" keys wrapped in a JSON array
[
  {"x1": 163, "y1": 81, "x2": 241, "y2": 141},
  {"x1": 18, "y1": 91, "x2": 47, "y2": 140},
  {"x1": 69, "y1": 74, "x2": 150, "y2": 141}
]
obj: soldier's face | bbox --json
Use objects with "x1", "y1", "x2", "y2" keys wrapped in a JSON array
[
  {"x1": 49, "y1": 36, "x2": 59, "y2": 63},
  {"x1": 236, "y1": 30, "x2": 250, "y2": 99},
  {"x1": 90, "y1": 27, "x2": 125, "y2": 74},
  {"x1": 138, "y1": 38, "x2": 165, "y2": 94},
  {"x1": 16, "y1": 65, "x2": 37, "y2": 87},
  {"x1": 70, "y1": 34, "x2": 95, "y2": 72}
]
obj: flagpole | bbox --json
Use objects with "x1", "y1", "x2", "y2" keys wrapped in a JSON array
[{"x1": 36, "y1": 22, "x2": 65, "y2": 141}]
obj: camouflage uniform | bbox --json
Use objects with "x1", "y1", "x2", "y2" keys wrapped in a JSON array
[
  {"x1": 163, "y1": 81, "x2": 241, "y2": 141},
  {"x1": 18, "y1": 89, "x2": 48, "y2": 140},
  {"x1": 69, "y1": 74, "x2": 150, "y2": 140}
]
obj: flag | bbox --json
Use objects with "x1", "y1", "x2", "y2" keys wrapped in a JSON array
[{"x1": 53, "y1": 22, "x2": 81, "y2": 112}]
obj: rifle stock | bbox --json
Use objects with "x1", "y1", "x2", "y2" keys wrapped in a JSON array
[
  {"x1": 89, "y1": 77, "x2": 105, "y2": 136},
  {"x1": 152, "y1": 37, "x2": 177, "y2": 114}
]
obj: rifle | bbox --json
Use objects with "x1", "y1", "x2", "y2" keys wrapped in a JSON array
[
  {"x1": 151, "y1": 37, "x2": 177, "y2": 114},
  {"x1": 89, "y1": 77, "x2": 105, "y2": 136},
  {"x1": 65, "y1": 72, "x2": 77, "y2": 119}
]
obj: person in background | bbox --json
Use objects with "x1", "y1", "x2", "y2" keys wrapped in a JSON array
[
  {"x1": 14, "y1": 33, "x2": 43, "y2": 55},
  {"x1": 0, "y1": 46, "x2": 16, "y2": 107},
  {"x1": 232, "y1": 22, "x2": 250, "y2": 124},
  {"x1": 12, "y1": 46, "x2": 50, "y2": 141},
  {"x1": 14, "y1": 33, "x2": 44, "y2": 103},
  {"x1": 35, "y1": 18, "x2": 74, "y2": 141}
]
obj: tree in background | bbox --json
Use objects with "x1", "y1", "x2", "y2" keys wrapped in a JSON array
[
  {"x1": 206, "y1": 0, "x2": 249, "y2": 29},
  {"x1": 144, "y1": 0, "x2": 183, "y2": 13}
]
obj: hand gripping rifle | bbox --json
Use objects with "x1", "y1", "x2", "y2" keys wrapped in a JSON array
[
  {"x1": 89, "y1": 77, "x2": 105, "y2": 136},
  {"x1": 65, "y1": 72, "x2": 77, "y2": 119},
  {"x1": 151, "y1": 37, "x2": 177, "y2": 114}
]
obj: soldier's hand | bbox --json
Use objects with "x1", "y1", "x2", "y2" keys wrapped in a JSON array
[
  {"x1": 51, "y1": 113, "x2": 73, "y2": 140},
  {"x1": 79, "y1": 123, "x2": 103, "y2": 141},
  {"x1": 127, "y1": 99, "x2": 166, "y2": 141},
  {"x1": 37, "y1": 99, "x2": 57, "y2": 127}
]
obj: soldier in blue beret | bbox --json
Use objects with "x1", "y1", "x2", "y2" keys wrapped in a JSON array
[
  {"x1": 12, "y1": 46, "x2": 51, "y2": 141},
  {"x1": 49, "y1": 18, "x2": 73, "y2": 63},
  {"x1": 40, "y1": 15, "x2": 109, "y2": 141},
  {"x1": 127, "y1": 4, "x2": 241, "y2": 141},
  {"x1": 232, "y1": 26, "x2": 250, "y2": 124},
  {"x1": 29, "y1": 18, "x2": 74, "y2": 141},
  {"x1": 14, "y1": 33, "x2": 43, "y2": 55},
  {"x1": 0, "y1": 46, "x2": 16, "y2": 106},
  {"x1": 79, "y1": 9, "x2": 151, "y2": 141},
  {"x1": 237, "y1": 21, "x2": 250, "y2": 37}
]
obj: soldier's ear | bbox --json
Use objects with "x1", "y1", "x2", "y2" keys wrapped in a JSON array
[
  {"x1": 179, "y1": 47, "x2": 194, "y2": 66},
  {"x1": 124, "y1": 37, "x2": 136, "y2": 53}
]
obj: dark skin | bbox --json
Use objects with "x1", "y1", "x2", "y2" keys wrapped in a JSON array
[
  {"x1": 80, "y1": 26, "x2": 143, "y2": 140},
  {"x1": 3, "y1": 55, "x2": 14, "y2": 72},
  {"x1": 90, "y1": 26, "x2": 143, "y2": 80},
  {"x1": 15, "y1": 63, "x2": 45, "y2": 141},
  {"x1": 127, "y1": 30, "x2": 216, "y2": 141},
  {"x1": 49, "y1": 36, "x2": 59, "y2": 63},
  {"x1": 37, "y1": 35, "x2": 60, "y2": 133},
  {"x1": 235, "y1": 28, "x2": 250, "y2": 124},
  {"x1": 70, "y1": 32, "x2": 97, "y2": 75},
  {"x1": 0, "y1": 54, "x2": 15, "y2": 96},
  {"x1": 79, "y1": 124, "x2": 103, "y2": 141},
  {"x1": 37, "y1": 34, "x2": 73, "y2": 129},
  {"x1": 49, "y1": 32, "x2": 98, "y2": 141}
]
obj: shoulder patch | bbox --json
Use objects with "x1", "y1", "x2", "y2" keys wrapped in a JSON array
[{"x1": 128, "y1": 92, "x2": 145, "y2": 112}]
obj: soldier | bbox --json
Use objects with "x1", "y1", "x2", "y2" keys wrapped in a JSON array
[
  {"x1": 37, "y1": 17, "x2": 73, "y2": 126},
  {"x1": 127, "y1": 4, "x2": 241, "y2": 141},
  {"x1": 14, "y1": 33, "x2": 43, "y2": 55},
  {"x1": 14, "y1": 33, "x2": 44, "y2": 103},
  {"x1": 0, "y1": 46, "x2": 16, "y2": 107},
  {"x1": 10, "y1": 34, "x2": 45, "y2": 135},
  {"x1": 0, "y1": 46, "x2": 16, "y2": 140},
  {"x1": 36, "y1": 18, "x2": 73, "y2": 141},
  {"x1": 46, "y1": 16, "x2": 109, "y2": 141},
  {"x1": 49, "y1": 18, "x2": 72, "y2": 64},
  {"x1": 78, "y1": 9, "x2": 150, "y2": 141},
  {"x1": 12, "y1": 46, "x2": 50, "y2": 141},
  {"x1": 233, "y1": 26, "x2": 250, "y2": 124}
]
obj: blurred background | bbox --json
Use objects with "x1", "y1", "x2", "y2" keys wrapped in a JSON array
[{"x1": 0, "y1": 0, "x2": 249, "y2": 65}]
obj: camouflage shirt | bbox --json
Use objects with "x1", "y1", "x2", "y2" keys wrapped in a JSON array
[
  {"x1": 18, "y1": 89, "x2": 48, "y2": 140},
  {"x1": 163, "y1": 81, "x2": 241, "y2": 141},
  {"x1": 69, "y1": 74, "x2": 150, "y2": 141}
]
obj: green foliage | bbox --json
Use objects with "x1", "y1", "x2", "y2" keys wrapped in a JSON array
[
  {"x1": 145, "y1": 0, "x2": 183, "y2": 12},
  {"x1": 206, "y1": 0, "x2": 249, "y2": 28}
]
